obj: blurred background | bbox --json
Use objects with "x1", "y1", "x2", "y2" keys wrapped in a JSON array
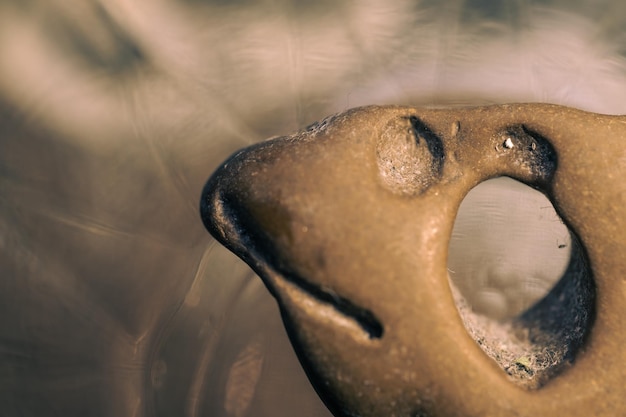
[{"x1": 1, "y1": 0, "x2": 625, "y2": 416}]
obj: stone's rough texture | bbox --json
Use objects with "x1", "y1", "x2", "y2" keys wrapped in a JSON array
[{"x1": 200, "y1": 104, "x2": 626, "y2": 417}]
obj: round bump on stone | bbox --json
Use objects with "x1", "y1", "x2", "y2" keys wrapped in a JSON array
[{"x1": 376, "y1": 115, "x2": 445, "y2": 196}]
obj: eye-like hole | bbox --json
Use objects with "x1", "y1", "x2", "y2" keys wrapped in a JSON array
[
  {"x1": 449, "y1": 178, "x2": 570, "y2": 320},
  {"x1": 376, "y1": 116, "x2": 444, "y2": 195},
  {"x1": 447, "y1": 177, "x2": 594, "y2": 389}
]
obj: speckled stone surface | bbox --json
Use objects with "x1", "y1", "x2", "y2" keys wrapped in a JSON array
[{"x1": 201, "y1": 104, "x2": 626, "y2": 417}]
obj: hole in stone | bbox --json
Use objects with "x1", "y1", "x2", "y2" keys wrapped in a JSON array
[{"x1": 447, "y1": 177, "x2": 595, "y2": 389}]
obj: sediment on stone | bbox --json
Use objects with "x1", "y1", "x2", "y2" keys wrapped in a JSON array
[{"x1": 451, "y1": 284, "x2": 568, "y2": 390}]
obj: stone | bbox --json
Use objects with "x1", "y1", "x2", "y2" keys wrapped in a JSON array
[{"x1": 200, "y1": 104, "x2": 626, "y2": 417}]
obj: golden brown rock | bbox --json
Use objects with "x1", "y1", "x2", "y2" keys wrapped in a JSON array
[{"x1": 200, "y1": 104, "x2": 626, "y2": 417}]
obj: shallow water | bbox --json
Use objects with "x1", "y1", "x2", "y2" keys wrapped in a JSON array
[{"x1": 1, "y1": 1, "x2": 625, "y2": 416}]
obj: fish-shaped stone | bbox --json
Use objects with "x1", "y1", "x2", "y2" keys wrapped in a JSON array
[{"x1": 200, "y1": 104, "x2": 626, "y2": 417}]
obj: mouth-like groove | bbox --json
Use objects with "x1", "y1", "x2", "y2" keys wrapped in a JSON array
[
  {"x1": 203, "y1": 188, "x2": 384, "y2": 340},
  {"x1": 278, "y1": 268, "x2": 384, "y2": 340}
]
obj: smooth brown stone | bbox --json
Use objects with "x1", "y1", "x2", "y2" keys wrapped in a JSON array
[{"x1": 200, "y1": 104, "x2": 626, "y2": 417}]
